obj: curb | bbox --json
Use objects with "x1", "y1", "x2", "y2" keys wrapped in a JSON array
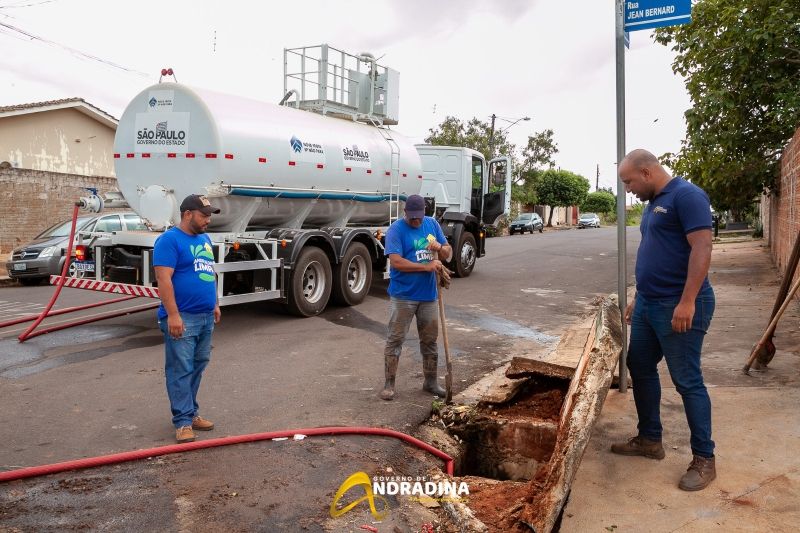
[{"x1": 0, "y1": 276, "x2": 19, "y2": 288}]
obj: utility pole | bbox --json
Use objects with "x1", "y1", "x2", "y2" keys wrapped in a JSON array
[
  {"x1": 488, "y1": 114, "x2": 496, "y2": 158},
  {"x1": 596, "y1": 164, "x2": 600, "y2": 191}
]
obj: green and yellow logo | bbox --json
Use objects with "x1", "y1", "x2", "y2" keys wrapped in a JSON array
[
  {"x1": 191, "y1": 242, "x2": 216, "y2": 282},
  {"x1": 330, "y1": 472, "x2": 389, "y2": 520}
]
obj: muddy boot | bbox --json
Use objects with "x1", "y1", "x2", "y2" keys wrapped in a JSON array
[
  {"x1": 610, "y1": 435, "x2": 666, "y2": 460},
  {"x1": 422, "y1": 354, "x2": 446, "y2": 397},
  {"x1": 380, "y1": 356, "x2": 399, "y2": 401},
  {"x1": 679, "y1": 455, "x2": 716, "y2": 491}
]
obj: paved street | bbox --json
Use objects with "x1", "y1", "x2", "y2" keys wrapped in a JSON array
[{"x1": 0, "y1": 226, "x2": 640, "y2": 530}]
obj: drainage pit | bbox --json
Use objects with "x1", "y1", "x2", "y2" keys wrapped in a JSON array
[{"x1": 451, "y1": 375, "x2": 569, "y2": 482}]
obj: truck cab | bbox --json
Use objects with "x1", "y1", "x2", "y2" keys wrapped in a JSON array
[{"x1": 416, "y1": 145, "x2": 512, "y2": 276}]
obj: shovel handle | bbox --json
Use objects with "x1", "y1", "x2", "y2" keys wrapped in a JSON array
[{"x1": 744, "y1": 275, "x2": 800, "y2": 373}]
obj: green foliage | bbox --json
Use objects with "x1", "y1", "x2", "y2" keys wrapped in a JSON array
[
  {"x1": 582, "y1": 191, "x2": 616, "y2": 214},
  {"x1": 425, "y1": 116, "x2": 514, "y2": 161},
  {"x1": 654, "y1": 0, "x2": 800, "y2": 213},
  {"x1": 605, "y1": 202, "x2": 645, "y2": 226},
  {"x1": 537, "y1": 169, "x2": 590, "y2": 226},
  {"x1": 427, "y1": 116, "x2": 560, "y2": 210}
]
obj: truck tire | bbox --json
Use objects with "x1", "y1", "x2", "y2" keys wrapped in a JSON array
[
  {"x1": 286, "y1": 246, "x2": 332, "y2": 317},
  {"x1": 332, "y1": 242, "x2": 372, "y2": 306},
  {"x1": 451, "y1": 232, "x2": 477, "y2": 278}
]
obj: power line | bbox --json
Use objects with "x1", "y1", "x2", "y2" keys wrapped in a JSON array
[
  {"x1": 0, "y1": 0, "x2": 59, "y2": 9},
  {"x1": 0, "y1": 20, "x2": 148, "y2": 77}
]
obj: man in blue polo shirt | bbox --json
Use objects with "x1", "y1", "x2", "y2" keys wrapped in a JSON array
[
  {"x1": 154, "y1": 194, "x2": 222, "y2": 443},
  {"x1": 380, "y1": 194, "x2": 452, "y2": 401},
  {"x1": 612, "y1": 149, "x2": 716, "y2": 491}
]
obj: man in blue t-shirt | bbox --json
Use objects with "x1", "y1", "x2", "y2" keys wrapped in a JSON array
[
  {"x1": 380, "y1": 194, "x2": 453, "y2": 401},
  {"x1": 154, "y1": 194, "x2": 221, "y2": 443},
  {"x1": 612, "y1": 149, "x2": 716, "y2": 491}
]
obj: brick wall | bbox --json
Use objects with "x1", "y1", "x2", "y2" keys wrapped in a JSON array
[
  {"x1": 763, "y1": 126, "x2": 800, "y2": 282},
  {"x1": 0, "y1": 167, "x2": 119, "y2": 254}
]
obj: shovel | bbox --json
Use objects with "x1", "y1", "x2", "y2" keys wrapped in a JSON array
[
  {"x1": 743, "y1": 275, "x2": 800, "y2": 374},
  {"x1": 437, "y1": 268, "x2": 454, "y2": 404}
]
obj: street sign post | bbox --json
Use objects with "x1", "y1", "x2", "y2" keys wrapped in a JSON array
[
  {"x1": 614, "y1": 0, "x2": 691, "y2": 394},
  {"x1": 624, "y1": 0, "x2": 691, "y2": 32}
]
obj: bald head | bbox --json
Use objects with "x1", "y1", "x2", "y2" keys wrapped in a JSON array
[
  {"x1": 619, "y1": 148, "x2": 672, "y2": 202},
  {"x1": 622, "y1": 149, "x2": 660, "y2": 169}
]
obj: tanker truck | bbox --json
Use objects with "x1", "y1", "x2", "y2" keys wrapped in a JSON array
[{"x1": 66, "y1": 45, "x2": 512, "y2": 317}]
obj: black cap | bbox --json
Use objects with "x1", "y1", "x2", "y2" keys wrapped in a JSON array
[
  {"x1": 180, "y1": 194, "x2": 220, "y2": 215},
  {"x1": 404, "y1": 194, "x2": 426, "y2": 219}
]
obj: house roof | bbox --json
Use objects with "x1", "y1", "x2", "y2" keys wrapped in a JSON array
[{"x1": 0, "y1": 98, "x2": 118, "y2": 129}]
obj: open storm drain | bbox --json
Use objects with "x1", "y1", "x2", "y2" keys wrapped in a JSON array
[
  {"x1": 423, "y1": 297, "x2": 622, "y2": 532},
  {"x1": 447, "y1": 375, "x2": 569, "y2": 482}
]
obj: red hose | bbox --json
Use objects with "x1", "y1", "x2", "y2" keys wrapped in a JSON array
[
  {"x1": 19, "y1": 302, "x2": 160, "y2": 340},
  {"x1": 18, "y1": 204, "x2": 81, "y2": 343},
  {"x1": 0, "y1": 426, "x2": 454, "y2": 483},
  {"x1": 0, "y1": 295, "x2": 137, "y2": 329}
]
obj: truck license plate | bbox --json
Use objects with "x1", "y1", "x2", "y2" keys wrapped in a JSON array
[
  {"x1": 13, "y1": 263, "x2": 26, "y2": 271},
  {"x1": 73, "y1": 261, "x2": 95, "y2": 271}
]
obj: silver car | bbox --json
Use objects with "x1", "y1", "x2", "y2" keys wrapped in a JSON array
[
  {"x1": 6, "y1": 212, "x2": 145, "y2": 285},
  {"x1": 578, "y1": 213, "x2": 601, "y2": 228}
]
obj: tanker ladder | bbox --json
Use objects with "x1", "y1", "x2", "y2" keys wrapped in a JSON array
[{"x1": 376, "y1": 125, "x2": 401, "y2": 280}]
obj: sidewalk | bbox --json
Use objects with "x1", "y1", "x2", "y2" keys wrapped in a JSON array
[{"x1": 563, "y1": 240, "x2": 800, "y2": 531}]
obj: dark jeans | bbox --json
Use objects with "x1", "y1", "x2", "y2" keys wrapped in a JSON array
[
  {"x1": 158, "y1": 312, "x2": 215, "y2": 428},
  {"x1": 628, "y1": 287, "x2": 715, "y2": 457}
]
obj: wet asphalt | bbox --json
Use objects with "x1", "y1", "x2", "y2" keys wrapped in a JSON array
[{"x1": 0, "y1": 226, "x2": 640, "y2": 531}]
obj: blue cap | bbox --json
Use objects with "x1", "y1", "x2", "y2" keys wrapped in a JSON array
[{"x1": 404, "y1": 194, "x2": 425, "y2": 219}]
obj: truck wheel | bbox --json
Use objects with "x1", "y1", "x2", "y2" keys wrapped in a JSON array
[
  {"x1": 287, "y1": 246, "x2": 332, "y2": 317},
  {"x1": 332, "y1": 242, "x2": 372, "y2": 306},
  {"x1": 451, "y1": 232, "x2": 477, "y2": 278}
]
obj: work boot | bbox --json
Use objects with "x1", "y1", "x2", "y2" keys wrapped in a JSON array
[
  {"x1": 192, "y1": 415, "x2": 214, "y2": 431},
  {"x1": 176, "y1": 426, "x2": 196, "y2": 443},
  {"x1": 610, "y1": 435, "x2": 666, "y2": 460},
  {"x1": 380, "y1": 355, "x2": 399, "y2": 401},
  {"x1": 423, "y1": 374, "x2": 446, "y2": 397},
  {"x1": 679, "y1": 455, "x2": 716, "y2": 491},
  {"x1": 422, "y1": 352, "x2": 446, "y2": 397}
]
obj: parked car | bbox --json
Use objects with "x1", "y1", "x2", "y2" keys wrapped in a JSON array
[
  {"x1": 6, "y1": 212, "x2": 146, "y2": 285},
  {"x1": 509, "y1": 212, "x2": 544, "y2": 235},
  {"x1": 578, "y1": 213, "x2": 601, "y2": 228}
]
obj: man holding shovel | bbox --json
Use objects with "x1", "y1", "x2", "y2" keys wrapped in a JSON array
[{"x1": 380, "y1": 194, "x2": 452, "y2": 401}]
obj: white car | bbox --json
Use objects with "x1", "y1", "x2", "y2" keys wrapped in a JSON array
[{"x1": 578, "y1": 213, "x2": 601, "y2": 228}]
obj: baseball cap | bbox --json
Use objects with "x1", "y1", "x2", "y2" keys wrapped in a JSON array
[
  {"x1": 404, "y1": 194, "x2": 426, "y2": 219},
  {"x1": 180, "y1": 194, "x2": 220, "y2": 215}
]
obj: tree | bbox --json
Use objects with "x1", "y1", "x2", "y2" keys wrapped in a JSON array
[
  {"x1": 513, "y1": 130, "x2": 559, "y2": 207},
  {"x1": 582, "y1": 191, "x2": 616, "y2": 214},
  {"x1": 654, "y1": 0, "x2": 800, "y2": 213},
  {"x1": 426, "y1": 116, "x2": 560, "y2": 208},
  {"x1": 425, "y1": 116, "x2": 514, "y2": 161},
  {"x1": 537, "y1": 169, "x2": 590, "y2": 226}
]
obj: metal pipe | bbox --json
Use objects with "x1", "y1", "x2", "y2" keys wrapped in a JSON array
[
  {"x1": 615, "y1": 0, "x2": 629, "y2": 392},
  {"x1": 17, "y1": 302, "x2": 160, "y2": 341},
  {"x1": 0, "y1": 295, "x2": 137, "y2": 329},
  {"x1": 222, "y1": 184, "x2": 391, "y2": 196}
]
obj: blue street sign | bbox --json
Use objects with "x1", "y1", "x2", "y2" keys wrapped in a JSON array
[{"x1": 624, "y1": 0, "x2": 691, "y2": 32}]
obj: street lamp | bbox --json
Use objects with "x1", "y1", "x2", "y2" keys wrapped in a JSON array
[{"x1": 488, "y1": 114, "x2": 530, "y2": 158}]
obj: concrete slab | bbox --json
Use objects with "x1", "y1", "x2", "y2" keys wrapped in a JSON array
[{"x1": 563, "y1": 240, "x2": 800, "y2": 532}]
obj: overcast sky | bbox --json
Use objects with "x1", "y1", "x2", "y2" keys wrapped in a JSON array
[{"x1": 0, "y1": 0, "x2": 691, "y2": 195}]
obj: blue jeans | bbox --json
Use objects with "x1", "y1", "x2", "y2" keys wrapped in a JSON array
[
  {"x1": 628, "y1": 287, "x2": 715, "y2": 457},
  {"x1": 159, "y1": 312, "x2": 215, "y2": 428}
]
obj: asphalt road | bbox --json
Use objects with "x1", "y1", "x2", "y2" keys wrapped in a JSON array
[{"x1": 0, "y1": 226, "x2": 641, "y2": 531}]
